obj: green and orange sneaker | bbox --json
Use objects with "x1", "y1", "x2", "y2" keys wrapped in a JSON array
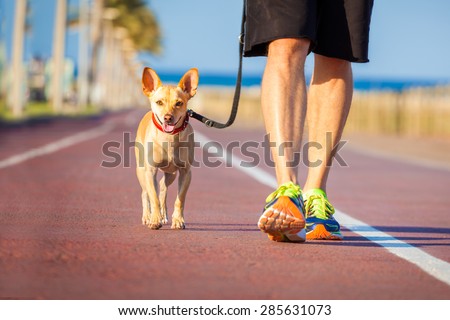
[
  {"x1": 303, "y1": 189, "x2": 343, "y2": 240},
  {"x1": 258, "y1": 182, "x2": 306, "y2": 242}
]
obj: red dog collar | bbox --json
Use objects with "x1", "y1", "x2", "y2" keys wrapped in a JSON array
[{"x1": 151, "y1": 112, "x2": 189, "y2": 135}]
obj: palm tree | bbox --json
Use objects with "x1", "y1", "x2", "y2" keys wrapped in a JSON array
[
  {"x1": 89, "y1": 0, "x2": 161, "y2": 106},
  {"x1": 10, "y1": 0, "x2": 27, "y2": 117},
  {"x1": 51, "y1": 0, "x2": 67, "y2": 113},
  {"x1": 88, "y1": 0, "x2": 105, "y2": 104},
  {"x1": 77, "y1": 0, "x2": 89, "y2": 108},
  {"x1": 105, "y1": 0, "x2": 161, "y2": 54},
  {"x1": 77, "y1": 0, "x2": 89, "y2": 107}
]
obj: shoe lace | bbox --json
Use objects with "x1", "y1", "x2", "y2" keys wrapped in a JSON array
[
  {"x1": 265, "y1": 182, "x2": 302, "y2": 203},
  {"x1": 304, "y1": 194, "x2": 335, "y2": 219}
]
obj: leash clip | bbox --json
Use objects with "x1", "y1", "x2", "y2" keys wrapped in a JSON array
[{"x1": 238, "y1": 33, "x2": 244, "y2": 44}]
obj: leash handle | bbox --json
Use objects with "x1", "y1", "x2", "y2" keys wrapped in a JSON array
[{"x1": 188, "y1": 0, "x2": 245, "y2": 129}]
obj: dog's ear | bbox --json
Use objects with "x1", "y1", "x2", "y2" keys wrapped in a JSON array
[
  {"x1": 142, "y1": 67, "x2": 162, "y2": 96},
  {"x1": 178, "y1": 68, "x2": 199, "y2": 98}
]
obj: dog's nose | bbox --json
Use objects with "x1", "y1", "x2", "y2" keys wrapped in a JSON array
[{"x1": 164, "y1": 114, "x2": 174, "y2": 123}]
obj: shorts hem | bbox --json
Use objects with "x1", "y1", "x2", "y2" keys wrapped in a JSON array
[{"x1": 312, "y1": 49, "x2": 370, "y2": 63}]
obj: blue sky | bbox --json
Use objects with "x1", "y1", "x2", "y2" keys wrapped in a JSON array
[
  {"x1": 1, "y1": 0, "x2": 450, "y2": 82},
  {"x1": 144, "y1": 0, "x2": 450, "y2": 81}
]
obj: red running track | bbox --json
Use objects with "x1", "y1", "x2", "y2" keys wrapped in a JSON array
[{"x1": 0, "y1": 109, "x2": 449, "y2": 299}]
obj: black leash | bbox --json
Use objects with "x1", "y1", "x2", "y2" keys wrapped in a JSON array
[{"x1": 187, "y1": 1, "x2": 245, "y2": 129}]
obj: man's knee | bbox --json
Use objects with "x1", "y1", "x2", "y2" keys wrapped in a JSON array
[
  {"x1": 315, "y1": 54, "x2": 351, "y2": 74},
  {"x1": 268, "y1": 38, "x2": 310, "y2": 62}
]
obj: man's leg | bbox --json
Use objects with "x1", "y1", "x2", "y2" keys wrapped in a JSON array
[
  {"x1": 304, "y1": 54, "x2": 353, "y2": 192},
  {"x1": 302, "y1": 54, "x2": 353, "y2": 240},
  {"x1": 261, "y1": 38, "x2": 309, "y2": 185},
  {"x1": 257, "y1": 38, "x2": 309, "y2": 242}
]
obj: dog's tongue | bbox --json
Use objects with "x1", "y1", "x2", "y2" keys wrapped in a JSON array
[{"x1": 163, "y1": 123, "x2": 175, "y2": 133}]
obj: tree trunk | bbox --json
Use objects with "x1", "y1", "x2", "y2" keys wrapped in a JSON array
[
  {"x1": 10, "y1": 0, "x2": 27, "y2": 117},
  {"x1": 88, "y1": 0, "x2": 104, "y2": 105},
  {"x1": 77, "y1": 0, "x2": 89, "y2": 109},
  {"x1": 52, "y1": 0, "x2": 67, "y2": 113}
]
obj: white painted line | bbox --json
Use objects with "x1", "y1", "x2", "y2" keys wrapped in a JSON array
[
  {"x1": 0, "y1": 122, "x2": 114, "y2": 170},
  {"x1": 334, "y1": 211, "x2": 450, "y2": 286},
  {"x1": 195, "y1": 132, "x2": 278, "y2": 187},
  {"x1": 195, "y1": 131, "x2": 450, "y2": 287}
]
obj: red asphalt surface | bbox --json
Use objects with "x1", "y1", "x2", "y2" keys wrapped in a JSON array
[{"x1": 1, "y1": 109, "x2": 449, "y2": 299}]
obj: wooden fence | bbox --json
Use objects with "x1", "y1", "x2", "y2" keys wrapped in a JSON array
[
  {"x1": 196, "y1": 85, "x2": 450, "y2": 138},
  {"x1": 346, "y1": 85, "x2": 450, "y2": 138}
]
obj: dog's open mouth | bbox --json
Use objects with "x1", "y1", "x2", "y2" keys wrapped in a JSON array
[
  {"x1": 163, "y1": 122, "x2": 176, "y2": 133},
  {"x1": 157, "y1": 116, "x2": 182, "y2": 133}
]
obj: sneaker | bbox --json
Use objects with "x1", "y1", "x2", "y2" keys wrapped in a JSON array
[
  {"x1": 303, "y1": 189, "x2": 343, "y2": 240},
  {"x1": 258, "y1": 182, "x2": 306, "y2": 242}
]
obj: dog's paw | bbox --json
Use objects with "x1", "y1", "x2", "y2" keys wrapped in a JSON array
[
  {"x1": 149, "y1": 223, "x2": 162, "y2": 230},
  {"x1": 160, "y1": 207, "x2": 169, "y2": 224},
  {"x1": 160, "y1": 212, "x2": 168, "y2": 224},
  {"x1": 142, "y1": 215, "x2": 151, "y2": 226},
  {"x1": 171, "y1": 218, "x2": 185, "y2": 230}
]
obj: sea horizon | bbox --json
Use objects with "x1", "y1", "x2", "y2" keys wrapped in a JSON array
[{"x1": 156, "y1": 70, "x2": 450, "y2": 92}]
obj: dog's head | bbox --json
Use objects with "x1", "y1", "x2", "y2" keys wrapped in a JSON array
[{"x1": 142, "y1": 67, "x2": 198, "y2": 134}]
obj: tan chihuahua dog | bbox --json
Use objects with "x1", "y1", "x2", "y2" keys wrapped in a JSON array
[{"x1": 135, "y1": 68, "x2": 197, "y2": 230}]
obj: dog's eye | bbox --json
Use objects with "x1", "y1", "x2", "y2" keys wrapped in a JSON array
[
  {"x1": 155, "y1": 100, "x2": 164, "y2": 106},
  {"x1": 175, "y1": 101, "x2": 183, "y2": 108}
]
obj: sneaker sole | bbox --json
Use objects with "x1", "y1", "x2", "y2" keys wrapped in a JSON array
[
  {"x1": 258, "y1": 196, "x2": 306, "y2": 242},
  {"x1": 306, "y1": 224, "x2": 343, "y2": 240}
]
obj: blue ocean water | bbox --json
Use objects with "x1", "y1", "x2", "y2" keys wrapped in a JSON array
[{"x1": 159, "y1": 71, "x2": 447, "y2": 92}]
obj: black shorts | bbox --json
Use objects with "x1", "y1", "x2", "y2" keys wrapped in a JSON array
[{"x1": 244, "y1": 0, "x2": 374, "y2": 63}]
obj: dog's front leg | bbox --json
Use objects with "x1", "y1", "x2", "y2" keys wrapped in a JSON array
[
  {"x1": 159, "y1": 172, "x2": 176, "y2": 224},
  {"x1": 137, "y1": 167, "x2": 151, "y2": 226},
  {"x1": 172, "y1": 168, "x2": 191, "y2": 229},
  {"x1": 145, "y1": 168, "x2": 162, "y2": 229}
]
